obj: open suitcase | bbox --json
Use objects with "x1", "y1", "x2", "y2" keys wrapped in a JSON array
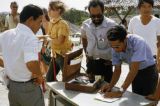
[{"x1": 62, "y1": 47, "x2": 104, "y2": 93}]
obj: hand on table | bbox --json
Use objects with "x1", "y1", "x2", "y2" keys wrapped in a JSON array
[
  {"x1": 100, "y1": 83, "x2": 112, "y2": 93},
  {"x1": 104, "y1": 91, "x2": 123, "y2": 98}
]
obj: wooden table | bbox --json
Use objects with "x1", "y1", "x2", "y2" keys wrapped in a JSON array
[{"x1": 47, "y1": 82, "x2": 157, "y2": 106}]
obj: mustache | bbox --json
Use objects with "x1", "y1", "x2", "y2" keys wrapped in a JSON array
[{"x1": 92, "y1": 18, "x2": 104, "y2": 25}]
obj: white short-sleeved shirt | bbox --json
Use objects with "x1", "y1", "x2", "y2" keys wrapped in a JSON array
[
  {"x1": 5, "y1": 13, "x2": 20, "y2": 29},
  {"x1": 0, "y1": 23, "x2": 42, "y2": 81},
  {"x1": 128, "y1": 15, "x2": 160, "y2": 55},
  {"x1": 81, "y1": 17, "x2": 116, "y2": 60}
]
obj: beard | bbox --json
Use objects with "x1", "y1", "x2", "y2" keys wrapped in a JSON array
[{"x1": 92, "y1": 16, "x2": 104, "y2": 26}]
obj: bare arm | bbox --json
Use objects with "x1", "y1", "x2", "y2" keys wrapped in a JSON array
[
  {"x1": 37, "y1": 35, "x2": 49, "y2": 40},
  {"x1": 109, "y1": 65, "x2": 122, "y2": 88},
  {"x1": 26, "y1": 60, "x2": 42, "y2": 78},
  {"x1": 157, "y1": 36, "x2": 160, "y2": 71},
  {"x1": 101, "y1": 65, "x2": 121, "y2": 92},
  {"x1": 82, "y1": 37, "x2": 87, "y2": 54},
  {"x1": 157, "y1": 36, "x2": 160, "y2": 53},
  {"x1": 0, "y1": 58, "x2": 4, "y2": 67},
  {"x1": 155, "y1": 78, "x2": 160, "y2": 98},
  {"x1": 121, "y1": 62, "x2": 140, "y2": 90},
  {"x1": 146, "y1": 78, "x2": 160, "y2": 100}
]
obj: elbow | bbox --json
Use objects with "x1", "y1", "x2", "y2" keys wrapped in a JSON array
[
  {"x1": 26, "y1": 61, "x2": 35, "y2": 73},
  {"x1": 26, "y1": 61, "x2": 42, "y2": 77},
  {"x1": 26, "y1": 61, "x2": 39, "y2": 73}
]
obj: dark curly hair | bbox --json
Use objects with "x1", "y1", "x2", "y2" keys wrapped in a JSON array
[{"x1": 107, "y1": 25, "x2": 127, "y2": 42}]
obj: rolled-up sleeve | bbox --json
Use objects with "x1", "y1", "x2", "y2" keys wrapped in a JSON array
[{"x1": 23, "y1": 37, "x2": 42, "y2": 63}]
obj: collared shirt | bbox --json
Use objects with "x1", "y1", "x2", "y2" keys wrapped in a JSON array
[
  {"x1": 48, "y1": 17, "x2": 72, "y2": 57},
  {"x1": 5, "y1": 13, "x2": 20, "y2": 29},
  {"x1": 81, "y1": 17, "x2": 116, "y2": 60},
  {"x1": 128, "y1": 15, "x2": 160, "y2": 55},
  {"x1": 112, "y1": 34, "x2": 155, "y2": 70},
  {"x1": 0, "y1": 23, "x2": 42, "y2": 81}
]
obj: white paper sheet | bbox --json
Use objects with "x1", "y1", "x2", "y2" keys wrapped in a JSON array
[{"x1": 95, "y1": 93, "x2": 120, "y2": 103}]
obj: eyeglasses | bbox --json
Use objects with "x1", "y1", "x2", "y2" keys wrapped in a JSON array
[
  {"x1": 12, "y1": 6, "x2": 18, "y2": 8},
  {"x1": 90, "y1": 14, "x2": 103, "y2": 19}
]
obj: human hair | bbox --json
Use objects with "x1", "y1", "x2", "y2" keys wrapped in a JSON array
[
  {"x1": 88, "y1": 0, "x2": 104, "y2": 13},
  {"x1": 20, "y1": 4, "x2": 43, "y2": 23},
  {"x1": 42, "y1": 8, "x2": 50, "y2": 21},
  {"x1": 107, "y1": 25, "x2": 127, "y2": 42},
  {"x1": 122, "y1": 19, "x2": 127, "y2": 24},
  {"x1": 49, "y1": 0, "x2": 66, "y2": 15},
  {"x1": 138, "y1": 0, "x2": 154, "y2": 8},
  {"x1": 10, "y1": 1, "x2": 18, "y2": 7},
  {"x1": 154, "y1": 14, "x2": 159, "y2": 18}
]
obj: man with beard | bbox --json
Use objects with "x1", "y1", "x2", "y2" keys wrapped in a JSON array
[{"x1": 81, "y1": 0, "x2": 116, "y2": 83}]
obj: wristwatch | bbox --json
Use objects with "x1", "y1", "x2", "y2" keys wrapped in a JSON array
[{"x1": 119, "y1": 87, "x2": 125, "y2": 93}]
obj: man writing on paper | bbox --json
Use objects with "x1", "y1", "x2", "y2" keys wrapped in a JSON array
[{"x1": 101, "y1": 26, "x2": 158, "y2": 98}]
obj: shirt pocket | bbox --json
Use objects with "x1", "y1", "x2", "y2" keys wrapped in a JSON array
[{"x1": 96, "y1": 30, "x2": 110, "y2": 50}]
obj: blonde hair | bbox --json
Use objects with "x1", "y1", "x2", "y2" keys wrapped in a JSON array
[{"x1": 49, "y1": 0, "x2": 66, "y2": 15}]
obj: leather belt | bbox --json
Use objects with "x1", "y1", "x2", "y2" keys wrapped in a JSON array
[
  {"x1": 87, "y1": 56, "x2": 112, "y2": 65},
  {"x1": 10, "y1": 78, "x2": 36, "y2": 83}
]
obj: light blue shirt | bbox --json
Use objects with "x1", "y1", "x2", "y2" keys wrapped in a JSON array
[{"x1": 112, "y1": 34, "x2": 155, "y2": 70}]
